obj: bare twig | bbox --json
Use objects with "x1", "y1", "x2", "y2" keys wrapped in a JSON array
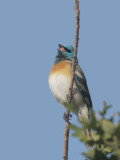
[
  {"x1": 63, "y1": 110, "x2": 70, "y2": 160},
  {"x1": 68, "y1": 0, "x2": 80, "y2": 103},
  {"x1": 63, "y1": 1, "x2": 80, "y2": 160}
]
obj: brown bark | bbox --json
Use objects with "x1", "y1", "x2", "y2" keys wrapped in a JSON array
[{"x1": 63, "y1": 1, "x2": 80, "y2": 160}]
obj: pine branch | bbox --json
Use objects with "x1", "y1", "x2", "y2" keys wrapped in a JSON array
[{"x1": 63, "y1": 1, "x2": 80, "y2": 160}]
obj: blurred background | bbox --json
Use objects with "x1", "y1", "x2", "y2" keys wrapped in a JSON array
[{"x1": 0, "y1": 0, "x2": 120, "y2": 159}]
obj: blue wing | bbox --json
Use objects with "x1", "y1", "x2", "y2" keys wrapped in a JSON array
[{"x1": 75, "y1": 65, "x2": 92, "y2": 111}]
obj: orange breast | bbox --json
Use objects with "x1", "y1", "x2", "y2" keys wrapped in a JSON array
[{"x1": 49, "y1": 60, "x2": 72, "y2": 78}]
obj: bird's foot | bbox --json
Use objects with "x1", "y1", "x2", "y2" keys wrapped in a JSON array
[
  {"x1": 67, "y1": 94, "x2": 73, "y2": 103},
  {"x1": 63, "y1": 112, "x2": 72, "y2": 123}
]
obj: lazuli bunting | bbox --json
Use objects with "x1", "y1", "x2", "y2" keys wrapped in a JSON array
[{"x1": 48, "y1": 44, "x2": 92, "y2": 141}]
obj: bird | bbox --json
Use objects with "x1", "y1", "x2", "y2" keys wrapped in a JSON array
[{"x1": 48, "y1": 44, "x2": 92, "y2": 146}]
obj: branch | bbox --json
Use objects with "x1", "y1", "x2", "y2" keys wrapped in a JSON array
[
  {"x1": 63, "y1": 110, "x2": 70, "y2": 160},
  {"x1": 69, "y1": 0, "x2": 80, "y2": 102},
  {"x1": 63, "y1": 1, "x2": 80, "y2": 160}
]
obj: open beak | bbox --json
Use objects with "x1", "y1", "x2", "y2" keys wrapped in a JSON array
[
  {"x1": 58, "y1": 44, "x2": 64, "y2": 48},
  {"x1": 58, "y1": 44, "x2": 71, "y2": 53},
  {"x1": 58, "y1": 44, "x2": 65, "y2": 52}
]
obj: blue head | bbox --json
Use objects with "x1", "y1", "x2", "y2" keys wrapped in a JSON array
[{"x1": 54, "y1": 44, "x2": 74, "y2": 64}]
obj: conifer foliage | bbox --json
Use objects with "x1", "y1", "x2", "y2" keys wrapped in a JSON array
[{"x1": 69, "y1": 102, "x2": 120, "y2": 160}]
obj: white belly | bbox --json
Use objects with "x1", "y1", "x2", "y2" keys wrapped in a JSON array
[
  {"x1": 48, "y1": 73, "x2": 71, "y2": 105},
  {"x1": 48, "y1": 73, "x2": 89, "y2": 119}
]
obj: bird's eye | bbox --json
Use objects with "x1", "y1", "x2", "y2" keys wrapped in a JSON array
[{"x1": 64, "y1": 47, "x2": 71, "y2": 53}]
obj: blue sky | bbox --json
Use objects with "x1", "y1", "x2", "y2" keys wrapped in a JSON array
[{"x1": 0, "y1": 0, "x2": 120, "y2": 160}]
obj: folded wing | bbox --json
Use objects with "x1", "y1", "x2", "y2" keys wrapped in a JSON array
[{"x1": 75, "y1": 65, "x2": 92, "y2": 111}]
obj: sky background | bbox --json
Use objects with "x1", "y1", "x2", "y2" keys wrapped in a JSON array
[{"x1": 0, "y1": 0, "x2": 120, "y2": 160}]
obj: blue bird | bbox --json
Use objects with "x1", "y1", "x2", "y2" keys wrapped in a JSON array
[{"x1": 48, "y1": 44, "x2": 92, "y2": 146}]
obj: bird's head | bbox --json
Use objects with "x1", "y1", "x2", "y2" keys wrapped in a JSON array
[{"x1": 54, "y1": 44, "x2": 74, "y2": 64}]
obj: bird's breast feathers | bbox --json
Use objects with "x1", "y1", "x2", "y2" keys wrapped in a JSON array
[
  {"x1": 49, "y1": 61, "x2": 72, "y2": 78},
  {"x1": 48, "y1": 60, "x2": 89, "y2": 119},
  {"x1": 48, "y1": 61, "x2": 72, "y2": 105}
]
